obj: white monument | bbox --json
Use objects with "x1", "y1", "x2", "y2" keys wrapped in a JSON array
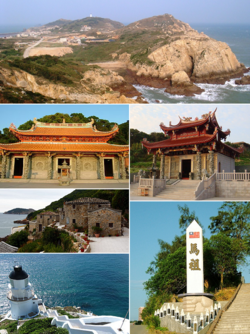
[
  {"x1": 7, "y1": 265, "x2": 40, "y2": 319},
  {"x1": 179, "y1": 220, "x2": 213, "y2": 313}
]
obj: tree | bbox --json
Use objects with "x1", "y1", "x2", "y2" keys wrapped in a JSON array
[
  {"x1": 209, "y1": 202, "x2": 250, "y2": 242},
  {"x1": 7, "y1": 230, "x2": 29, "y2": 248},
  {"x1": 209, "y1": 233, "x2": 245, "y2": 288},
  {"x1": 178, "y1": 204, "x2": 203, "y2": 233},
  {"x1": 144, "y1": 247, "x2": 186, "y2": 296}
]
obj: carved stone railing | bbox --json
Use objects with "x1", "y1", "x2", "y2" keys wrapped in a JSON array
[
  {"x1": 216, "y1": 170, "x2": 250, "y2": 181},
  {"x1": 195, "y1": 173, "x2": 216, "y2": 200},
  {"x1": 138, "y1": 177, "x2": 166, "y2": 197}
]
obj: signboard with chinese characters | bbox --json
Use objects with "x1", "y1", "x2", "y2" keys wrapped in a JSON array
[{"x1": 186, "y1": 220, "x2": 204, "y2": 294}]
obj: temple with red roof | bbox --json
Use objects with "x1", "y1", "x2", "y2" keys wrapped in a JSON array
[
  {"x1": 142, "y1": 109, "x2": 240, "y2": 180},
  {"x1": 0, "y1": 118, "x2": 129, "y2": 181}
]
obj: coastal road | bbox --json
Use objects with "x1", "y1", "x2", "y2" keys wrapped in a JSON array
[{"x1": 23, "y1": 38, "x2": 43, "y2": 58}]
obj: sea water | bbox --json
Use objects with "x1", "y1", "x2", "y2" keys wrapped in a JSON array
[
  {"x1": 135, "y1": 24, "x2": 250, "y2": 103},
  {"x1": 0, "y1": 254, "x2": 129, "y2": 318},
  {"x1": 0, "y1": 213, "x2": 27, "y2": 238}
]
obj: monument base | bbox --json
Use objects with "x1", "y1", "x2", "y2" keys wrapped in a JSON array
[{"x1": 178, "y1": 293, "x2": 213, "y2": 313}]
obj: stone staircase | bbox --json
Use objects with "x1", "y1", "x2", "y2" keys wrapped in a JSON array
[
  {"x1": 213, "y1": 284, "x2": 250, "y2": 334},
  {"x1": 156, "y1": 180, "x2": 200, "y2": 200}
]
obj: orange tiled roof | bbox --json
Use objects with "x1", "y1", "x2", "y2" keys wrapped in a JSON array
[
  {"x1": 10, "y1": 126, "x2": 119, "y2": 138},
  {"x1": 142, "y1": 133, "x2": 217, "y2": 150},
  {"x1": 0, "y1": 142, "x2": 129, "y2": 153}
]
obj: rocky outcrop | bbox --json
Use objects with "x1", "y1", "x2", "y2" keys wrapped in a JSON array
[
  {"x1": 29, "y1": 47, "x2": 73, "y2": 57},
  {"x1": 0, "y1": 67, "x2": 137, "y2": 104},
  {"x1": 165, "y1": 70, "x2": 204, "y2": 96},
  {"x1": 235, "y1": 75, "x2": 250, "y2": 85}
]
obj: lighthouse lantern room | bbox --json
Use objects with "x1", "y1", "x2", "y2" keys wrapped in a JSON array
[{"x1": 7, "y1": 265, "x2": 39, "y2": 319}]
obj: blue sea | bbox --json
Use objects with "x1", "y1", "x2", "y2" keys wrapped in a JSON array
[
  {"x1": 0, "y1": 213, "x2": 27, "y2": 238},
  {"x1": 0, "y1": 254, "x2": 129, "y2": 318},
  {"x1": 134, "y1": 24, "x2": 250, "y2": 103}
]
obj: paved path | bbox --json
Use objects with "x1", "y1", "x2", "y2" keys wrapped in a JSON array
[
  {"x1": 0, "y1": 179, "x2": 128, "y2": 189},
  {"x1": 130, "y1": 325, "x2": 149, "y2": 334},
  {"x1": 23, "y1": 38, "x2": 43, "y2": 58},
  {"x1": 213, "y1": 283, "x2": 250, "y2": 334},
  {"x1": 89, "y1": 227, "x2": 129, "y2": 253}
]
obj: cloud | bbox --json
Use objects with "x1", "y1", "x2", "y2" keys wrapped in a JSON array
[{"x1": 130, "y1": 105, "x2": 250, "y2": 142}]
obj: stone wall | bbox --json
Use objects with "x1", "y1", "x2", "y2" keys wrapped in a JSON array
[
  {"x1": 88, "y1": 208, "x2": 122, "y2": 237},
  {"x1": 80, "y1": 157, "x2": 98, "y2": 179},
  {"x1": 215, "y1": 180, "x2": 250, "y2": 198},
  {"x1": 37, "y1": 213, "x2": 60, "y2": 228},
  {"x1": 61, "y1": 202, "x2": 111, "y2": 229}
]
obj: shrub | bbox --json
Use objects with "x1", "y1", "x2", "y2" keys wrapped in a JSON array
[{"x1": 7, "y1": 230, "x2": 29, "y2": 248}]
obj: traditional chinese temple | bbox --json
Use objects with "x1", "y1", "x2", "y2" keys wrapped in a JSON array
[
  {"x1": 0, "y1": 118, "x2": 129, "y2": 181},
  {"x1": 142, "y1": 109, "x2": 240, "y2": 180}
]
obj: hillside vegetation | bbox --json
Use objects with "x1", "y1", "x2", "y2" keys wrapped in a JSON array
[{"x1": 27, "y1": 189, "x2": 129, "y2": 220}]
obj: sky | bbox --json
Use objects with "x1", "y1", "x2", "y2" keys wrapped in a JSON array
[
  {"x1": 130, "y1": 104, "x2": 250, "y2": 143},
  {"x1": 0, "y1": 105, "x2": 129, "y2": 130},
  {"x1": 0, "y1": 189, "x2": 73, "y2": 212},
  {"x1": 130, "y1": 201, "x2": 250, "y2": 320},
  {"x1": 1, "y1": 0, "x2": 250, "y2": 28}
]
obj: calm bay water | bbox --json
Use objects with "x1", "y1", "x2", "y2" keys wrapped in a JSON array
[
  {"x1": 0, "y1": 213, "x2": 27, "y2": 238},
  {"x1": 0, "y1": 254, "x2": 129, "y2": 318},
  {"x1": 135, "y1": 24, "x2": 250, "y2": 103}
]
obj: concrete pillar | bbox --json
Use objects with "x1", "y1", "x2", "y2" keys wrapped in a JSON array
[
  {"x1": 6, "y1": 155, "x2": 11, "y2": 178},
  {"x1": 1, "y1": 155, "x2": 7, "y2": 179},
  {"x1": 196, "y1": 152, "x2": 201, "y2": 180},
  {"x1": 121, "y1": 156, "x2": 126, "y2": 180},
  {"x1": 160, "y1": 154, "x2": 165, "y2": 179},
  {"x1": 209, "y1": 150, "x2": 214, "y2": 176}
]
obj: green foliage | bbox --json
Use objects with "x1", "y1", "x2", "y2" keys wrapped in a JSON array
[
  {"x1": 0, "y1": 128, "x2": 19, "y2": 144},
  {"x1": 18, "y1": 120, "x2": 34, "y2": 130},
  {"x1": 111, "y1": 190, "x2": 129, "y2": 213},
  {"x1": 0, "y1": 320, "x2": 18, "y2": 333},
  {"x1": 144, "y1": 247, "x2": 186, "y2": 295},
  {"x1": 178, "y1": 204, "x2": 204, "y2": 233},
  {"x1": 9, "y1": 56, "x2": 74, "y2": 85},
  {"x1": 209, "y1": 202, "x2": 250, "y2": 248},
  {"x1": 18, "y1": 318, "x2": 68, "y2": 334},
  {"x1": 1, "y1": 86, "x2": 55, "y2": 103},
  {"x1": 18, "y1": 240, "x2": 43, "y2": 253},
  {"x1": 143, "y1": 314, "x2": 160, "y2": 328},
  {"x1": 209, "y1": 233, "x2": 245, "y2": 288},
  {"x1": 130, "y1": 48, "x2": 155, "y2": 66},
  {"x1": 7, "y1": 230, "x2": 29, "y2": 248},
  {"x1": 57, "y1": 310, "x2": 79, "y2": 318}
]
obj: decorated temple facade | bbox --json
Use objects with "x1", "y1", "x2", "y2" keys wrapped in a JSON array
[
  {"x1": 142, "y1": 110, "x2": 240, "y2": 180},
  {"x1": 0, "y1": 118, "x2": 129, "y2": 181}
]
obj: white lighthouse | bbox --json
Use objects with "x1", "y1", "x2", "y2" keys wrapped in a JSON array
[{"x1": 7, "y1": 265, "x2": 40, "y2": 320}]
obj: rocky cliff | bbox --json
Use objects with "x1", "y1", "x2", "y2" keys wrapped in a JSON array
[{"x1": 0, "y1": 67, "x2": 137, "y2": 103}]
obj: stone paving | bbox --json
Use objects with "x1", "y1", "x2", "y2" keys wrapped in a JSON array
[
  {"x1": 0, "y1": 179, "x2": 128, "y2": 189},
  {"x1": 88, "y1": 227, "x2": 129, "y2": 253}
]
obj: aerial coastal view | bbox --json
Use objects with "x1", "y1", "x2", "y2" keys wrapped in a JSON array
[{"x1": 0, "y1": 0, "x2": 249, "y2": 103}]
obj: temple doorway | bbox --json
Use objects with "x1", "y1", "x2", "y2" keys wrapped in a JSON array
[
  {"x1": 13, "y1": 158, "x2": 23, "y2": 178},
  {"x1": 104, "y1": 159, "x2": 113, "y2": 178},
  {"x1": 181, "y1": 159, "x2": 191, "y2": 179}
]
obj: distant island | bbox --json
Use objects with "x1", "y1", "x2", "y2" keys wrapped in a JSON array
[{"x1": 4, "y1": 208, "x2": 35, "y2": 215}]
